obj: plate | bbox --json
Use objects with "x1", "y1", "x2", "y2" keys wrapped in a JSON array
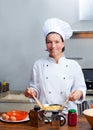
[
  {"x1": 0, "y1": 116, "x2": 29, "y2": 123},
  {"x1": 0, "y1": 110, "x2": 29, "y2": 123}
]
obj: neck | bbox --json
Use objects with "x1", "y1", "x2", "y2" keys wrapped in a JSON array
[{"x1": 50, "y1": 53, "x2": 64, "y2": 64}]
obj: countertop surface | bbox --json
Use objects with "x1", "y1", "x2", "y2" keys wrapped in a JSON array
[
  {"x1": 0, "y1": 113, "x2": 91, "y2": 130},
  {"x1": 86, "y1": 95, "x2": 93, "y2": 101}
]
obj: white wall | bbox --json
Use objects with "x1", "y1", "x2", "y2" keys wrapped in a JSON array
[
  {"x1": 79, "y1": 0, "x2": 93, "y2": 20},
  {"x1": 0, "y1": 0, "x2": 86, "y2": 90}
]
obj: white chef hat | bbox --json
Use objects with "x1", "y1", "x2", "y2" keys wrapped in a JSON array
[{"x1": 43, "y1": 18, "x2": 73, "y2": 41}]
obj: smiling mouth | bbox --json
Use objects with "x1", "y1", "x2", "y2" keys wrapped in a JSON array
[{"x1": 50, "y1": 49, "x2": 57, "y2": 52}]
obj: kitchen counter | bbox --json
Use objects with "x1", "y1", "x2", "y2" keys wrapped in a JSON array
[
  {"x1": 0, "y1": 113, "x2": 91, "y2": 130},
  {"x1": 0, "y1": 91, "x2": 35, "y2": 112}
]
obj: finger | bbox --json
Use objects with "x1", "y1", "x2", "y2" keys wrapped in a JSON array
[
  {"x1": 26, "y1": 88, "x2": 31, "y2": 93},
  {"x1": 68, "y1": 90, "x2": 79, "y2": 100},
  {"x1": 69, "y1": 94, "x2": 80, "y2": 101},
  {"x1": 24, "y1": 88, "x2": 33, "y2": 98}
]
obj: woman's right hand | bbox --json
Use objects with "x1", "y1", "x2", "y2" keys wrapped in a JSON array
[{"x1": 24, "y1": 88, "x2": 37, "y2": 98}]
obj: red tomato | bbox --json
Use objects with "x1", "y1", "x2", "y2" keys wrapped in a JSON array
[
  {"x1": 90, "y1": 104, "x2": 93, "y2": 108},
  {"x1": 7, "y1": 110, "x2": 28, "y2": 121}
]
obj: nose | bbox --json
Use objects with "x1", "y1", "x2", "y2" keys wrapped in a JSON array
[{"x1": 51, "y1": 42, "x2": 55, "y2": 48}]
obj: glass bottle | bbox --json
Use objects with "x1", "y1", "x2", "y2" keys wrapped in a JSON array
[{"x1": 68, "y1": 109, "x2": 77, "y2": 126}]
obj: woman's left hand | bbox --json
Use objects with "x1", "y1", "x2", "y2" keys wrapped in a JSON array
[{"x1": 68, "y1": 90, "x2": 83, "y2": 101}]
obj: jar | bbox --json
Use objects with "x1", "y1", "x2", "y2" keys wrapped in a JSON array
[
  {"x1": 29, "y1": 105, "x2": 44, "y2": 127},
  {"x1": 51, "y1": 110, "x2": 66, "y2": 128},
  {"x1": 68, "y1": 109, "x2": 77, "y2": 126}
]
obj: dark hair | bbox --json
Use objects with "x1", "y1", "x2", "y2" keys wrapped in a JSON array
[{"x1": 46, "y1": 32, "x2": 65, "y2": 52}]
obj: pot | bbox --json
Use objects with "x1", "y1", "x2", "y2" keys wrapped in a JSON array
[{"x1": 43, "y1": 104, "x2": 68, "y2": 112}]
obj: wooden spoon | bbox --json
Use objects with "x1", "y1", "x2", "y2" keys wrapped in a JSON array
[
  {"x1": 60, "y1": 99, "x2": 68, "y2": 110},
  {"x1": 32, "y1": 95, "x2": 44, "y2": 110},
  {"x1": 27, "y1": 88, "x2": 44, "y2": 110}
]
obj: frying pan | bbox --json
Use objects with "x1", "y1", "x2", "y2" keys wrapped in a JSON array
[{"x1": 43, "y1": 99, "x2": 68, "y2": 112}]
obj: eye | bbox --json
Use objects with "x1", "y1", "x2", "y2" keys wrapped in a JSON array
[
  {"x1": 55, "y1": 40, "x2": 60, "y2": 44},
  {"x1": 56, "y1": 41, "x2": 59, "y2": 43},
  {"x1": 46, "y1": 41, "x2": 52, "y2": 44}
]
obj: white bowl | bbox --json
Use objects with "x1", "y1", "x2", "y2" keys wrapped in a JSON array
[{"x1": 83, "y1": 109, "x2": 93, "y2": 128}]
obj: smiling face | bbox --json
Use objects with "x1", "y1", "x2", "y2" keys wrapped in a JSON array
[{"x1": 46, "y1": 32, "x2": 64, "y2": 61}]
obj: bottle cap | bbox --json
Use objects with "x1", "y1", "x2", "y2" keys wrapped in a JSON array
[
  {"x1": 68, "y1": 109, "x2": 76, "y2": 113},
  {"x1": 52, "y1": 110, "x2": 59, "y2": 114},
  {"x1": 34, "y1": 105, "x2": 40, "y2": 111}
]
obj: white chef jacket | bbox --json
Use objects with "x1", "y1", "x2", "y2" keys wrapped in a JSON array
[{"x1": 29, "y1": 56, "x2": 86, "y2": 111}]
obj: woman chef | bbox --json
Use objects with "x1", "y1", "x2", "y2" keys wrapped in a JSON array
[{"x1": 24, "y1": 18, "x2": 86, "y2": 111}]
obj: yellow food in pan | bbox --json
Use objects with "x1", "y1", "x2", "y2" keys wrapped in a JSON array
[{"x1": 44, "y1": 105, "x2": 61, "y2": 111}]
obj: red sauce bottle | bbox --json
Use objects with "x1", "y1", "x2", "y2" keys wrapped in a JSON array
[{"x1": 68, "y1": 109, "x2": 77, "y2": 126}]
